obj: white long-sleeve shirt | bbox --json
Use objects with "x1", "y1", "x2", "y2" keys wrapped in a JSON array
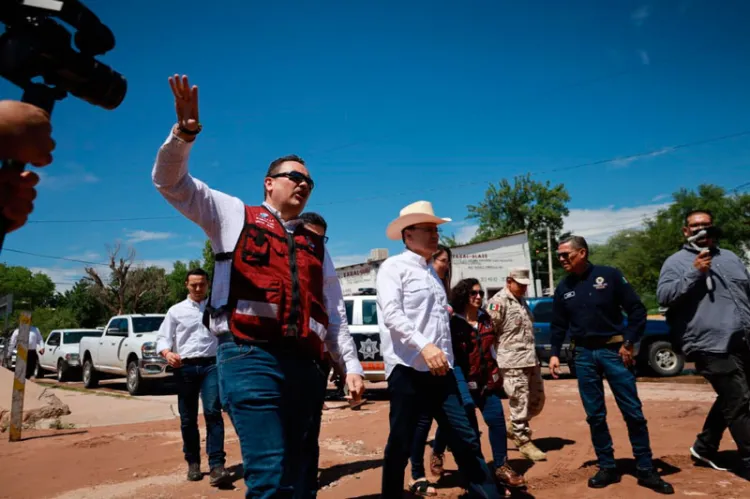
[
  {"x1": 9, "y1": 326, "x2": 45, "y2": 352},
  {"x1": 152, "y1": 131, "x2": 363, "y2": 376},
  {"x1": 376, "y1": 250, "x2": 454, "y2": 378},
  {"x1": 156, "y1": 297, "x2": 218, "y2": 359}
]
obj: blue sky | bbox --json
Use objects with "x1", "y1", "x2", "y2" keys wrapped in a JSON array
[{"x1": 2, "y1": 0, "x2": 749, "y2": 290}]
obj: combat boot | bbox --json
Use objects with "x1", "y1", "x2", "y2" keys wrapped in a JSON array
[{"x1": 519, "y1": 441, "x2": 547, "y2": 462}]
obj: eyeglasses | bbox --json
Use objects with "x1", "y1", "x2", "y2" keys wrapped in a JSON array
[
  {"x1": 322, "y1": 235, "x2": 329, "y2": 244},
  {"x1": 557, "y1": 249, "x2": 580, "y2": 260},
  {"x1": 470, "y1": 290, "x2": 485, "y2": 298},
  {"x1": 269, "y1": 171, "x2": 315, "y2": 190}
]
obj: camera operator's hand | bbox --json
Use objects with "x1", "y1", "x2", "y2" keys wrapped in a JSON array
[
  {"x1": 0, "y1": 169, "x2": 40, "y2": 232},
  {"x1": 0, "y1": 100, "x2": 55, "y2": 166},
  {"x1": 694, "y1": 250, "x2": 712, "y2": 273},
  {"x1": 168, "y1": 75, "x2": 200, "y2": 143}
]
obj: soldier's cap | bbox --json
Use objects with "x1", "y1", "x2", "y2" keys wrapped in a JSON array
[{"x1": 508, "y1": 267, "x2": 531, "y2": 285}]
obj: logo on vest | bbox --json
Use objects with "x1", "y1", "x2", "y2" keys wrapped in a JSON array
[
  {"x1": 593, "y1": 276, "x2": 608, "y2": 290},
  {"x1": 358, "y1": 337, "x2": 380, "y2": 360},
  {"x1": 255, "y1": 213, "x2": 275, "y2": 229}
]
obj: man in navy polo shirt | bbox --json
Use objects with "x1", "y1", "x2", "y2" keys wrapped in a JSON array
[{"x1": 548, "y1": 236, "x2": 673, "y2": 495}]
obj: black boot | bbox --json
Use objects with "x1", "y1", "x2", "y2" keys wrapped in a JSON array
[
  {"x1": 636, "y1": 469, "x2": 674, "y2": 495},
  {"x1": 186, "y1": 463, "x2": 202, "y2": 481},
  {"x1": 588, "y1": 468, "x2": 621, "y2": 488}
]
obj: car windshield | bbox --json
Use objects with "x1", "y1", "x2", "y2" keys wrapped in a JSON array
[
  {"x1": 132, "y1": 317, "x2": 165, "y2": 333},
  {"x1": 63, "y1": 331, "x2": 102, "y2": 344}
]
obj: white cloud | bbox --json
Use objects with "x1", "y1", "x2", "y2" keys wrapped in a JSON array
[
  {"x1": 125, "y1": 230, "x2": 175, "y2": 244},
  {"x1": 454, "y1": 224, "x2": 479, "y2": 244},
  {"x1": 563, "y1": 202, "x2": 670, "y2": 243},
  {"x1": 651, "y1": 193, "x2": 670, "y2": 202},
  {"x1": 631, "y1": 5, "x2": 651, "y2": 27},
  {"x1": 639, "y1": 50, "x2": 650, "y2": 65},
  {"x1": 331, "y1": 253, "x2": 370, "y2": 268},
  {"x1": 610, "y1": 146, "x2": 674, "y2": 168},
  {"x1": 37, "y1": 170, "x2": 100, "y2": 191}
]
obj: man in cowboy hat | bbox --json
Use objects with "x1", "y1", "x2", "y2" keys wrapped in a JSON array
[
  {"x1": 486, "y1": 268, "x2": 547, "y2": 463},
  {"x1": 377, "y1": 200, "x2": 502, "y2": 498}
]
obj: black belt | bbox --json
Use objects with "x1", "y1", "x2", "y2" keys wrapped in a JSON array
[
  {"x1": 576, "y1": 334, "x2": 624, "y2": 349},
  {"x1": 180, "y1": 356, "x2": 216, "y2": 366}
]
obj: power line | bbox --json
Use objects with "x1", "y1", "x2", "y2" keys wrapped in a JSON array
[
  {"x1": 2, "y1": 249, "x2": 109, "y2": 267},
  {"x1": 25, "y1": 129, "x2": 750, "y2": 223}
]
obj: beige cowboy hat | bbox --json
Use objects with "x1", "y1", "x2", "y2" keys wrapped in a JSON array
[{"x1": 386, "y1": 201, "x2": 452, "y2": 240}]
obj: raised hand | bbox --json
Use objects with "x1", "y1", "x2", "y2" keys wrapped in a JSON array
[{"x1": 168, "y1": 74, "x2": 200, "y2": 139}]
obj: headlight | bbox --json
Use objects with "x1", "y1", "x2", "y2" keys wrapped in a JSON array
[
  {"x1": 141, "y1": 342, "x2": 158, "y2": 358},
  {"x1": 65, "y1": 353, "x2": 80, "y2": 362}
]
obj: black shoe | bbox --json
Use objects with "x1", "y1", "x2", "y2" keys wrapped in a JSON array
[
  {"x1": 734, "y1": 466, "x2": 750, "y2": 481},
  {"x1": 690, "y1": 446, "x2": 729, "y2": 471},
  {"x1": 187, "y1": 463, "x2": 202, "y2": 482},
  {"x1": 588, "y1": 468, "x2": 621, "y2": 489},
  {"x1": 209, "y1": 465, "x2": 232, "y2": 487},
  {"x1": 636, "y1": 469, "x2": 674, "y2": 495}
]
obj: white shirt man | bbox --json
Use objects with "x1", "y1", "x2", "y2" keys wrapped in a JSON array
[
  {"x1": 376, "y1": 200, "x2": 501, "y2": 499},
  {"x1": 9, "y1": 325, "x2": 44, "y2": 379},
  {"x1": 156, "y1": 269, "x2": 229, "y2": 487}
]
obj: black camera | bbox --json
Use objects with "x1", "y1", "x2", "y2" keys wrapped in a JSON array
[
  {"x1": 0, "y1": 0, "x2": 127, "y2": 252},
  {"x1": 0, "y1": 0, "x2": 127, "y2": 109}
]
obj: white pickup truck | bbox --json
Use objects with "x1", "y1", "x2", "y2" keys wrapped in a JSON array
[{"x1": 79, "y1": 314, "x2": 169, "y2": 395}]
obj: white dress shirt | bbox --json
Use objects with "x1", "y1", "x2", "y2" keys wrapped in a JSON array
[
  {"x1": 152, "y1": 131, "x2": 363, "y2": 376},
  {"x1": 376, "y1": 250, "x2": 454, "y2": 378},
  {"x1": 9, "y1": 326, "x2": 45, "y2": 352},
  {"x1": 156, "y1": 297, "x2": 218, "y2": 358}
]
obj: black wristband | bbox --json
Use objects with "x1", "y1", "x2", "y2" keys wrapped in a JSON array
[{"x1": 178, "y1": 123, "x2": 202, "y2": 136}]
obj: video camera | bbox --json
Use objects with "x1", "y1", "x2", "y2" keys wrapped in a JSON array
[{"x1": 0, "y1": 0, "x2": 127, "y2": 251}]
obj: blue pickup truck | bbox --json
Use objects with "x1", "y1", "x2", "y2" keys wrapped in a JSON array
[{"x1": 528, "y1": 297, "x2": 684, "y2": 377}]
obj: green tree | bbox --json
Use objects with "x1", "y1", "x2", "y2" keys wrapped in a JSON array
[
  {"x1": 27, "y1": 307, "x2": 79, "y2": 337},
  {"x1": 466, "y1": 173, "x2": 571, "y2": 285},
  {"x1": 202, "y1": 240, "x2": 215, "y2": 274},
  {"x1": 56, "y1": 280, "x2": 110, "y2": 328},
  {"x1": 0, "y1": 264, "x2": 55, "y2": 309},
  {"x1": 165, "y1": 259, "x2": 202, "y2": 306},
  {"x1": 128, "y1": 266, "x2": 170, "y2": 313}
]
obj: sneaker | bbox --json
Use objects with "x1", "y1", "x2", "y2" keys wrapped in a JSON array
[
  {"x1": 518, "y1": 442, "x2": 547, "y2": 462},
  {"x1": 588, "y1": 468, "x2": 621, "y2": 489},
  {"x1": 636, "y1": 469, "x2": 675, "y2": 495},
  {"x1": 429, "y1": 451, "x2": 445, "y2": 477},
  {"x1": 187, "y1": 463, "x2": 202, "y2": 482},
  {"x1": 495, "y1": 462, "x2": 526, "y2": 488},
  {"x1": 209, "y1": 465, "x2": 232, "y2": 487},
  {"x1": 690, "y1": 446, "x2": 728, "y2": 471}
]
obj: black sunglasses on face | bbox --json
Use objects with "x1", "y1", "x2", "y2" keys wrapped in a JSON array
[
  {"x1": 557, "y1": 249, "x2": 580, "y2": 260},
  {"x1": 269, "y1": 171, "x2": 315, "y2": 190},
  {"x1": 470, "y1": 290, "x2": 485, "y2": 298}
]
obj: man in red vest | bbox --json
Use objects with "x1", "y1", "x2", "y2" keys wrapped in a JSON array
[{"x1": 152, "y1": 74, "x2": 364, "y2": 498}]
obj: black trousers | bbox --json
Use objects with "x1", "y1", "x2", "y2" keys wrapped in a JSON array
[
  {"x1": 25, "y1": 351, "x2": 38, "y2": 379},
  {"x1": 693, "y1": 337, "x2": 750, "y2": 469}
]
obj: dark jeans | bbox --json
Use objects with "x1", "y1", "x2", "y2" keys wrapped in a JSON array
[
  {"x1": 384, "y1": 365, "x2": 500, "y2": 498},
  {"x1": 175, "y1": 359, "x2": 226, "y2": 469},
  {"x1": 217, "y1": 337, "x2": 326, "y2": 499},
  {"x1": 575, "y1": 345, "x2": 654, "y2": 471},
  {"x1": 693, "y1": 339, "x2": 750, "y2": 469},
  {"x1": 26, "y1": 350, "x2": 38, "y2": 379}
]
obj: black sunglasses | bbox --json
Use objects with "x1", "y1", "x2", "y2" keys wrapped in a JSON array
[
  {"x1": 269, "y1": 171, "x2": 315, "y2": 190},
  {"x1": 470, "y1": 290, "x2": 485, "y2": 298}
]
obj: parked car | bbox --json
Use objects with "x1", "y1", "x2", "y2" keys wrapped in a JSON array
[
  {"x1": 79, "y1": 314, "x2": 169, "y2": 395},
  {"x1": 343, "y1": 289, "x2": 385, "y2": 382},
  {"x1": 529, "y1": 297, "x2": 684, "y2": 377},
  {"x1": 35, "y1": 329, "x2": 103, "y2": 381}
]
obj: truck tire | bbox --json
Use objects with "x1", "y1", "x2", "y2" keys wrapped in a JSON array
[
  {"x1": 127, "y1": 360, "x2": 144, "y2": 396},
  {"x1": 83, "y1": 358, "x2": 99, "y2": 388},
  {"x1": 57, "y1": 359, "x2": 68, "y2": 382},
  {"x1": 648, "y1": 340, "x2": 684, "y2": 377},
  {"x1": 34, "y1": 362, "x2": 44, "y2": 379}
]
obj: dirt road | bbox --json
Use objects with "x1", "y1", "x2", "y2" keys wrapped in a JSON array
[{"x1": 1, "y1": 377, "x2": 747, "y2": 499}]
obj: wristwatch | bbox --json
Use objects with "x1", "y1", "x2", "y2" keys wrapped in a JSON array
[{"x1": 623, "y1": 340, "x2": 634, "y2": 348}]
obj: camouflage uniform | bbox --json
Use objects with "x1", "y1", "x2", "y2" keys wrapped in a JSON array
[{"x1": 487, "y1": 287, "x2": 546, "y2": 447}]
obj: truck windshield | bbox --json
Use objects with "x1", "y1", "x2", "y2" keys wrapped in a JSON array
[
  {"x1": 132, "y1": 317, "x2": 165, "y2": 333},
  {"x1": 63, "y1": 331, "x2": 102, "y2": 344}
]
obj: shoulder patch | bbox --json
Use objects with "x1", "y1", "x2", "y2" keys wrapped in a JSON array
[{"x1": 488, "y1": 302, "x2": 501, "y2": 311}]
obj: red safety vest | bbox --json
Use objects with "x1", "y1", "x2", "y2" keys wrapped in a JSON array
[
  {"x1": 450, "y1": 309, "x2": 501, "y2": 392},
  {"x1": 210, "y1": 205, "x2": 329, "y2": 359}
]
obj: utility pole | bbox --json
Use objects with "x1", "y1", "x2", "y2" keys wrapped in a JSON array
[
  {"x1": 546, "y1": 226, "x2": 554, "y2": 295},
  {"x1": 9, "y1": 311, "x2": 31, "y2": 442}
]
